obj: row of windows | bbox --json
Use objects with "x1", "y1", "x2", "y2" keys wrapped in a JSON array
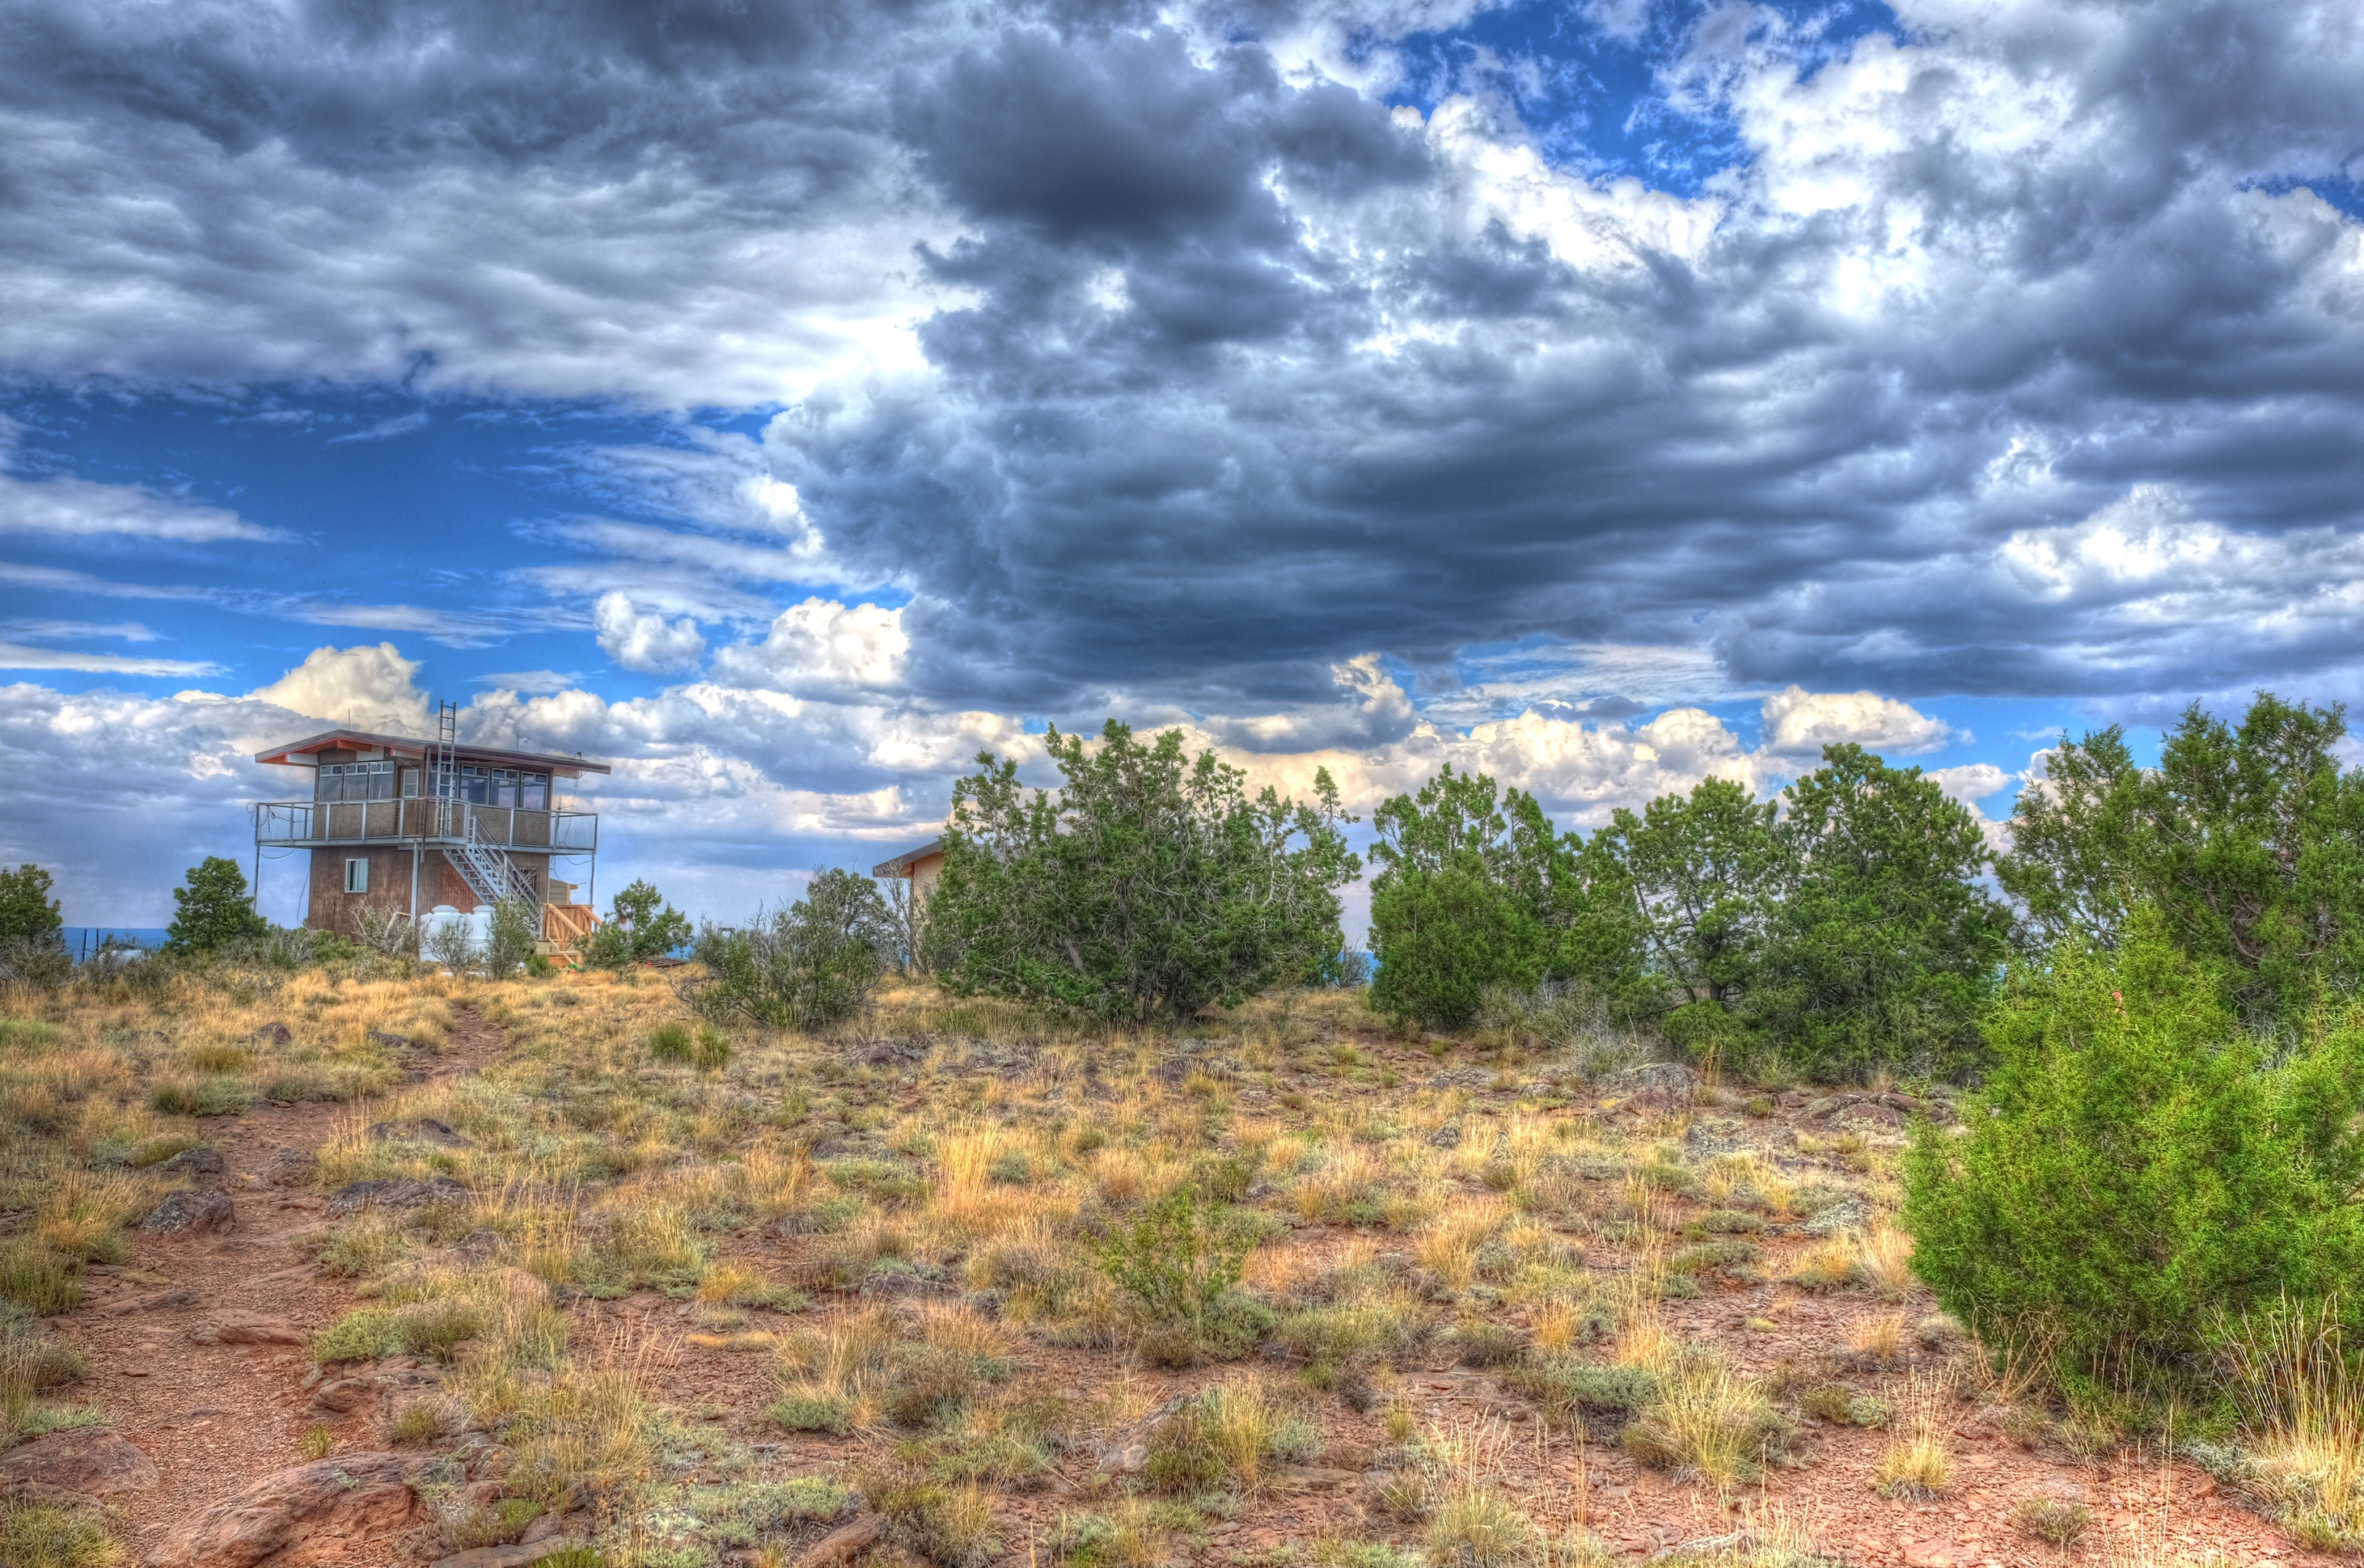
[
  {"x1": 342, "y1": 858, "x2": 542, "y2": 898},
  {"x1": 316, "y1": 761, "x2": 550, "y2": 809}
]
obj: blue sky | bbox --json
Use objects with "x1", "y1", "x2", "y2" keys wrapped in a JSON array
[{"x1": 4, "y1": 0, "x2": 2360, "y2": 928}]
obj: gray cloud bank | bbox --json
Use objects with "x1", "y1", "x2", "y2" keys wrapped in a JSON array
[{"x1": 5, "y1": 0, "x2": 2364, "y2": 738}]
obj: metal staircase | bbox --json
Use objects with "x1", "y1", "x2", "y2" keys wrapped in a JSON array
[
  {"x1": 442, "y1": 822, "x2": 543, "y2": 932},
  {"x1": 429, "y1": 699, "x2": 543, "y2": 937}
]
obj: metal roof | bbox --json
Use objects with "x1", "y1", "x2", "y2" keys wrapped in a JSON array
[
  {"x1": 252, "y1": 727, "x2": 611, "y2": 777},
  {"x1": 872, "y1": 838, "x2": 945, "y2": 877}
]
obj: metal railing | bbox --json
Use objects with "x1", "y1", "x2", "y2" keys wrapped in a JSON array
[{"x1": 251, "y1": 800, "x2": 597, "y2": 853}]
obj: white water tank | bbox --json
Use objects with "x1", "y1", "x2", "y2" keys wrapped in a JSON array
[
  {"x1": 421, "y1": 904, "x2": 472, "y2": 957},
  {"x1": 467, "y1": 905, "x2": 493, "y2": 953}
]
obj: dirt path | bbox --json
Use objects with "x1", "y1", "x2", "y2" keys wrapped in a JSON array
[{"x1": 56, "y1": 1008, "x2": 509, "y2": 1563}]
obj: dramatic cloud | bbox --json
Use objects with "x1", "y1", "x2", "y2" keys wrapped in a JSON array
[
  {"x1": 711, "y1": 598, "x2": 911, "y2": 696},
  {"x1": 239, "y1": 643, "x2": 432, "y2": 732},
  {"x1": 5, "y1": 0, "x2": 2363, "y2": 919}
]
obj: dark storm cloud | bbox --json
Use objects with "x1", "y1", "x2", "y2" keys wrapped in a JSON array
[
  {"x1": 6, "y1": 0, "x2": 2364, "y2": 717},
  {"x1": 766, "y1": 0, "x2": 2364, "y2": 713}
]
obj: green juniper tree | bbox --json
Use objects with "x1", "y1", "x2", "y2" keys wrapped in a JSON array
[
  {"x1": 1756, "y1": 745, "x2": 2011, "y2": 1079},
  {"x1": 1998, "y1": 693, "x2": 2364, "y2": 1033},
  {"x1": 576, "y1": 877, "x2": 694, "y2": 969},
  {"x1": 1594, "y1": 776, "x2": 1784, "y2": 1054},
  {"x1": 0, "y1": 864, "x2": 63, "y2": 947},
  {"x1": 163, "y1": 856, "x2": 269, "y2": 953},
  {"x1": 932, "y1": 721, "x2": 1358, "y2": 1023}
]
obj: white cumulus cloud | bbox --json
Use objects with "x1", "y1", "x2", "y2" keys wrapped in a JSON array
[{"x1": 593, "y1": 593, "x2": 708, "y2": 674}]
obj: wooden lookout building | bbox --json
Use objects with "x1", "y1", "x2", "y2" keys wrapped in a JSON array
[{"x1": 252, "y1": 712, "x2": 610, "y2": 945}]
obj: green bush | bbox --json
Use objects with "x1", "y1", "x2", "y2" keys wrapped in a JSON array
[
  {"x1": 690, "y1": 871, "x2": 891, "y2": 1031},
  {"x1": 933, "y1": 721, "x2": 1358, "y2": 1022},
  {"x1": 1097, "y1": 1187, "x2": 1258, "y2": 1333},
  {"x1": 1903, "y1": 914, "x2": 2364, "y2": 1372},
  {"x1": 647, "y1": 1023, "x2": 694, "y2": 1064}
]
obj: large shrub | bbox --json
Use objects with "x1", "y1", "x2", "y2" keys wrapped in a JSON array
[
  {"x1": 1902, "y1": 913, "x2": 2364, "y2": 1372},
  {"x1": 691, "y1": 869, "x2": 893, "y2": 1031},
  {"x1": 1367, "y1": 769, "x2": 1642, "y2": 1029},
  {"x1": 1999, "y1": 694, "x2": 2364, "y2": 1035},
  {"x1": 933, "y1": 721, "x2": 1358, "y2": 1022},
  {"x1": 1753, "y1": 745, "x2": 2010, "y2": 1079}
]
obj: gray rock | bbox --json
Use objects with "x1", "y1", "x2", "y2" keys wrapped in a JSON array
[
  {"x1": 261, "y1": 1147, "x2": 315, "y2": 1186},
  {"x1": 141, "y1": 1188, "x2": 236, "y2": 1236},
  {"x1": 1601, "y1": 1062, "x2": 1701, "y2": 1106},
  {"x1": 154, "y1": 1147, "x2": 226, "y2": 1179},
  {"x1": 1803, "y1": 1195, "x2": 1871, "y2": 1236},
  {"x1": 248, "y1": 1021, "x2": 293, "y2": 1046},
  {"x1": 1427, "y1": 1122, "x2": 1464, "y2": 1149},
  {"x1": 327, "y1": 1176, "x2": 468, "y2": 1215},
  {"x1": 366, "y1": 1117, "x2": 470, "y2": 1147}
]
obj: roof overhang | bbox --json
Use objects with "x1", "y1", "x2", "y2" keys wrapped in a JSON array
[
  {"x1": 253, "y1": 727, "x2": 611, "y2": 778},
  {"x1": 872, "y1": 838, "x2": 945, "y2": 877}
]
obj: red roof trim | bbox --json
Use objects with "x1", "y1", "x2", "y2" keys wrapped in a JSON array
[{"x1": 252, "y1": 727, "x2": 611, "y2": 776}]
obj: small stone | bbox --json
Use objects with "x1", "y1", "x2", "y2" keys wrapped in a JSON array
[
  {"x1": 0, "y1": 1430, "x2": 159, "y2": 1497},
  {"x1": 1427, "y1": 1122, "x2": 1463, "y2": 1149},
  {"x1": 261, "y1": 1147, "x2": 315, "y2": 1186},
  {"x1": 154, "y1": 1147, "x2": 226, "y2": 1179},
  {"x1": 1901, "y1": 1541, "x2": 1972, "y2": 1568},
  {"x1": 366, "y1": 1117, "x2": 471, "y2": 1147},
  {"x1": 249, "y1": 1021, "x2": 294, "y2": 1045},
  {"x1": 142, "y1": 1188, "x2": 236, "y2": 1236},
  {"x1": 98, "y1": 1286, "x2": 199, "y2": 1317},
  {"x1": 312, "y1": 1376, "x2": 380, "y2": 1413},
  {"x1": 188, "y1": 1311, "x2": 307, "y2": 1346},
  {"x1": 793, "y1": 1515, "x2": 885, "y2": 1568}
]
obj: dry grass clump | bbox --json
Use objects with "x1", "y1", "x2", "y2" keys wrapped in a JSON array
[
  {"x1": 1871, "y1": 1370, "x2": 1952, "y2": 1499},
  {"x1": 1417, "y1": 1420, "x2": 1539, "y2": 1568},
  {"x1": 2213, "y1": 1295, "x2": 2364, "y2": 1549}
]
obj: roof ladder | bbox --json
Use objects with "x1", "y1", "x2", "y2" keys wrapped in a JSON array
[{"x1": 430, "y1": 699, "x2": 459, "y2": 839}]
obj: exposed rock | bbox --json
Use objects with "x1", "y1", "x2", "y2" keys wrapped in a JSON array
[
  {"x1": 1900, "y1": 1541, "x2": 1975, "y2": 1568},
  {"x1": 1427, "y1": 1121, "x2": 1464, "y2": 1148},
  {"x1": 1803, "y1": 1195, "x2": 1871, "y2": 1236},
  {"x1": 261, "y1": 1147, "x2": 315, "y2": 1186},
  {"x1": 147, "y1": 1452, "x2": 419, "y2": 1568},
  {"x1": 312, "y1": 1376, "x2": 381, "y2": 1412},
  {"x1": 248, "y1": 1022, "x2": 294, "y2": 1046},
  {"x1": 430, "y1": 1541, "x2": 586, "y2": 1568},
  {"x1": 98, "y1": 1286, "x2": 198, "y2": 1317},
  {"x1": 1424, "y1": 1068, "x2": 1492, "y2": 1090},
  {"x1": 0, "y1": 1429, "x2": 159, "y2": 1497},
  {"x1": 188, "y1": 1311, "x2": 307, "y2": 1346},
  {"x1": 858, "y1": 1259, "x2": 952, "y2": 1300},
  {"x1": 154, "y1": 1147, "x2": 226, "y2": 1180},
  {"x1": 328, "y1": 1175, "x2": 468, "y2": 1214},
  {"x1": 366, "y1": 1029, "x2": 413, "y2": 1049},
  {"x1": 1600, "y1": 1062, "x2": 1700, "y2": 1106},
  {"x1": 142, "y1": 1188, "x2": 236, "y2": 1236},
  {"x1": 848, "y1": 1036, "x2": 929, "y2": 1069},
  {"x1": 1094, "y1": 1392, "x2": 1193, "y2": 1475},
  {"x1": 366, "y1": 1117, "x2": 471, "y2": 1147},
  {"x1": 792, "y1": 1514, "x2": 884, "y2": 1568}
]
